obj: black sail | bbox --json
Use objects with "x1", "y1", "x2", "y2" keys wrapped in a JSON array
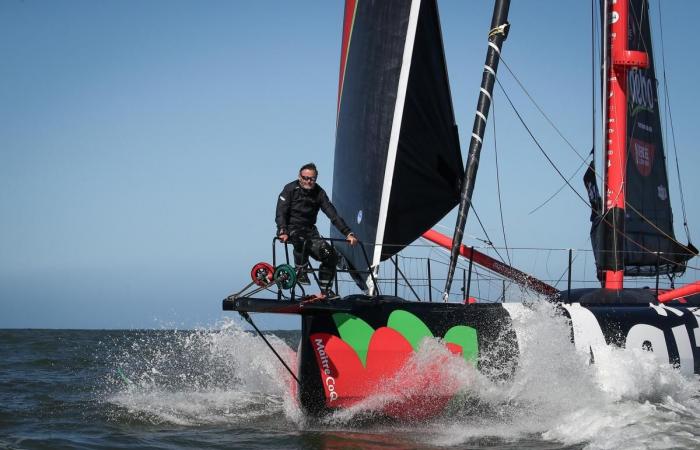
[
  {"x1": 331, "y1": 0, "x2": 463, "y2": 287},
  {"x1": 621, "y1": 0, "x2": 696, "y2": 275}
]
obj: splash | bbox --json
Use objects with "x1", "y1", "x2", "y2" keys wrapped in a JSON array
[
  {"x1": 429, "y1": 301, "x2": 700, "y2": 448},
  {"x1": 101, "y1": 306, "x2": 700, "y2": 448},
  {"x1": 321, "y1": 337, "x2": 481, "y2": 424},
  {"x1": 102, "y1": 318, "x2": 302, "y2": 426},
  {"x1": 311, "y1": 301, "x2": 700, "y2": 448}
]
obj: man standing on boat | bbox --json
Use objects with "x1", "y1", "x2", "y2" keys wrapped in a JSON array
[{"x1": 276, "y1": 163, "x2": 358, "y2": 287}]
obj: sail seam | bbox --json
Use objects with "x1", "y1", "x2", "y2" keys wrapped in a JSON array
[{"x1": 371, "y1": 0, "x2": 422, "y2": 289}]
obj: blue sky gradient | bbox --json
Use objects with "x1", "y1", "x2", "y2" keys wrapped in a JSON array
[{"x1": 2, "y1": 1, "x2": 699, "y2": 329}]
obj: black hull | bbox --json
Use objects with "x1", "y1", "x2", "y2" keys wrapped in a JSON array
[
  {"x1": 296, "y1": 296, "x2": 518, "y2": 417},
  {"x1": 223, "y1": 289, "x2": 700, "y2": 418}
]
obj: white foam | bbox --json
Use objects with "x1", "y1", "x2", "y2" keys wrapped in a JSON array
[
  {"x1": 322, "y1": 337, "x2": 481, "y2": 424},
  {"x1": 104, "y1": 307, "x2": 700, "y2": 448},
  {"x1": 105, "y1": 318, "x2": 301, "y2": 426},
  {"x1": 428, "y1": 302, "x2": 700, "y2": 448}
]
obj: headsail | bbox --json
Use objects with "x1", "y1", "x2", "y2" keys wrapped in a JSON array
[
  {"x1": 592, "y1": 0, "x2": 696, "y2": 277},
  {"x1": 331, "y1": 0, "x2": 463, "y2": 288}
]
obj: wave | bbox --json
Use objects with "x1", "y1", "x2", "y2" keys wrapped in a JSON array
[
  {"x1": 102, "y1": 319, "x2": 301, "y2": 426},
  {"x1": 101, "y1": 304, "x2": 700, "y2": 448}
]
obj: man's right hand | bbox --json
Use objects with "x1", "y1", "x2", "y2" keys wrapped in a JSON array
[{"x1": 279, "y1": 234, "x2": 289, "y2": 243}]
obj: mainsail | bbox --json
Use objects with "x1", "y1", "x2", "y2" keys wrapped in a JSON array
[
  {"x1": 592, "y1": 0, "x2": 696, "y2": 277},
  {"x1": 331, "y1": 0, "x2": 463, "y2": 287}
]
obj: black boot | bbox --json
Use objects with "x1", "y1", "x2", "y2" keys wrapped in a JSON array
[
  {"x1": 296, "y1": 266, "x2": 311, "y2": 285},
  {"x1": 320, "y1": 279, "x2": 337, "y2": 298}
]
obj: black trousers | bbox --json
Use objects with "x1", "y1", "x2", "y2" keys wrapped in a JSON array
[{"x1": 289, "y1": 227, "x2": 338, "y2": 283}]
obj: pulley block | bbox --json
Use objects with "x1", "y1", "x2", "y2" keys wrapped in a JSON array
[
  {"x1": 274, "y1": 264, "x2": 297, "y2": 290},
  {"x1": 250, "y1": 262, "x2": 274, "y2": 287}
]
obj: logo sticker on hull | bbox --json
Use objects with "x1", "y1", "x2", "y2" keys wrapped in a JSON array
[
  {"x1": 309, "y1": 310, "x2": 479, "y2": 418},
  {"x1": 561, "y1": 303, "x2": 700, "y2": 376}
]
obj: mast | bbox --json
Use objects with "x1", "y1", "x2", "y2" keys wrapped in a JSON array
[
  {"x1": 442, "y1": 0, "x2": 510, "y2": 301},
  {"x1": 603, "y1": 0, "x2": 649, "y2": 289}
]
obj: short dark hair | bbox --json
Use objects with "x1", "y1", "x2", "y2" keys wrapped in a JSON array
[{"x1": 299, "y1": 163, "x2": 318, "y2": 176}]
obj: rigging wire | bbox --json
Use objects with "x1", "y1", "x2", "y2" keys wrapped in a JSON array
[
  {"x1": 495, "y1": 78, "x2": 592, "y2": 208},
  {"x1": 496, "y1": 11, "x2": 696, "y2": 270},
  {"x1": 591, "y1": 0, "x2": 597, "y2": 177},
  {"x1": 528, "y1": 155, "x2": 589, "y2": 215},
  {"x1": 614, "y1": 0, "x2": 695, "y2": 257},
  {"x1": 499, "y1": 54, "x2": 605, "y2": 214},
  {"x1": 491, "y1": 98, "x2": 512, "y2": 265},
  {"x1": 496, "y1": 69, "x2": 697, "y2": 272},
  {"x1": 656, "y1": 0, "x2": 692, "y2": 243},
  {"x1": 434, "y1": 223, "x2": 492, "y2": 246},
  {"x1": 499, "y1": 58, "x2": 590, "y2": 167},
  {"x1": 415, "y1": 2, "x2": 697, "y2": 285},
  {"x1": 553, "y1": 252, "x2": 580, "y2": 289},
  {"x1": 238, "y1": 311, "x2": 300, "y2": 385},
  {"x1": 624, "y1": 202, "x2": 696, "y2": 256},
  {"x1": 431, "y1": 209, "x2": 509, "y2": 267},
  {"x1": 471, "y1": 204, "x2": 509, "y2": 264}
]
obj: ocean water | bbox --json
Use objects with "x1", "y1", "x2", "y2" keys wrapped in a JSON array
[{"x1": 2, "y1": 302, "x2": 700, "y2": 449}]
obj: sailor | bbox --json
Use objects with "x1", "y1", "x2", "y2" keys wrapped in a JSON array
[{"x1": 276, "y1": 162, "x2": 358, "y2": 287}]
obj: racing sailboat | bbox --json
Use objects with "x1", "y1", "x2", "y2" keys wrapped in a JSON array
[{"x1": 224, "y1": 0, "x2": 699, "y2": 419}]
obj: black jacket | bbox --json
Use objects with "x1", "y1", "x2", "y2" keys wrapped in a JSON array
[{"x1": 275, "y1": 181, "x2": 352, "y2": 237}]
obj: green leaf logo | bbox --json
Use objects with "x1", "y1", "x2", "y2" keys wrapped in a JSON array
[{"x1": 332, "y1": 310, "x2": 478, "y2": 366}]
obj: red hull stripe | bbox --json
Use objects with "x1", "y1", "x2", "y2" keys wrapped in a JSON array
[{"x1": 337, "y1": 0, "x2": 358, "y2": 118}]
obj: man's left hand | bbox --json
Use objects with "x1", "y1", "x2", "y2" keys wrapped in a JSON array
[{"x1": 346, "y1": 233, "x2": 358, "y2": 246}]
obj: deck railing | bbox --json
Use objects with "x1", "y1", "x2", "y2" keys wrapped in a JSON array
[{"x1": 259, "y1": 236, "x2": 699, "y2": 303}]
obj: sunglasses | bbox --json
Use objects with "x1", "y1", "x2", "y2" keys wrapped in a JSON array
[{"x1": 300, "y1": 175, "x2": 317, "y2": 182}]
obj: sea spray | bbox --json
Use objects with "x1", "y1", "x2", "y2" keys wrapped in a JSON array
[
  {"x1": 321, "y1": 337, "x2": 481, "y2": 424},
  {"x1": 103, "y1": 318, "x2": 298, "y2": 426},
  {"x1": 431, "y1": 301, "x2": 700, "y2": 448},
  {"x1": 314, "y1": 300, "x2": 700, "y2": 448},
  {"x1": 542, "y1": 340, "x2": 700, "y2": 448},
  {"x1": 98, "y1": 307, "x2": 700, "y2": 447}
]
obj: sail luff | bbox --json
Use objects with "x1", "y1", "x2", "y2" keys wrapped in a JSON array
[
  {"x1": 442, "y1": 0, "x2": 511, "y2": 301},
  {"x1": 368, "y1": 0, "x2": 423, "y2": 293},
  {"x1": 331, "y1": 0, "x2": 464, "y2": 289}
]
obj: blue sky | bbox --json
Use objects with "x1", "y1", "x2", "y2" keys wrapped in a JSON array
[{"x1": 2, "y1": 1, "x2": 699, "y2": 329}]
